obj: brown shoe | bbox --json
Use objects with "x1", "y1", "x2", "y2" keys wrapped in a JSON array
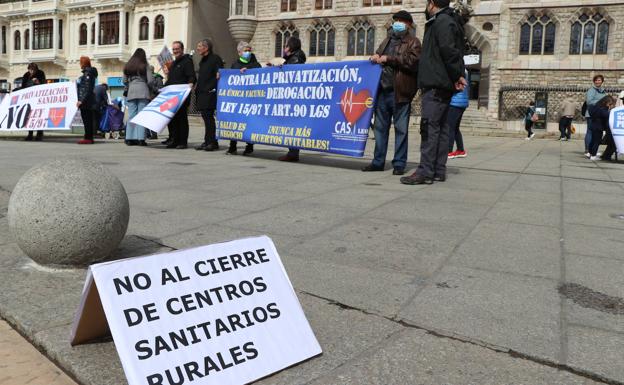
[{"x1": 400, "y1": 172, "x2": 433, "y2": 185}]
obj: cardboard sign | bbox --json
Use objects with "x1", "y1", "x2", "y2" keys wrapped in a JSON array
[
  {"x1": 129, "y1": 84, "x2": 191, "y2": 134},
  {"x1": 608, "y1": 106, "x2": 624, "y2": 154},
  {"x1": 157, "y1": 45, "x2": 174, "y2": 71},
  {"x1": 70, "y1": 236, "x2": 321, "y2": 385},
  {"x1": 0, "y1": 82, "x2": 79, "y2": 131}
]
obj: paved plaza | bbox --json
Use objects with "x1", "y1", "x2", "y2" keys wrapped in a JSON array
[{"x1": 0, "y1": 129, "x2": 623, "y2": 385}]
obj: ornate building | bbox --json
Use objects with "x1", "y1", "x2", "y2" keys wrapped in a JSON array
[
  {"x1": 227, "y1": 0, "x2": 624, "y2": 126},
  {"x1": 0, "y1": 0, "x2": 236, "y2": 96}
]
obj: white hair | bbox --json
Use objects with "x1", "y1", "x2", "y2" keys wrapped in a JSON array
[{"x1": 237, "y1": 41, "x2": 252, "y2": 54}]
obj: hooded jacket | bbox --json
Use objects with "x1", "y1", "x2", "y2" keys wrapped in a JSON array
[
  {"x1": 77, "y1": 66, "x2": 98, "y2": 110},
  {"x1": 418, "y1": 7, "x2": 465, "y2": 91}
]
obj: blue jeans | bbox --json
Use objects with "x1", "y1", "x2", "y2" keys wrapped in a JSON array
[
  {"x1": 126, "y1": 99, "x2": 149, "y2": 140},
  {"x1": 372, "y1": 90, "x2": 410, "y2": 169},
  {"x1": 584, "y1": 119, "x2": 593, "y2": 152}
]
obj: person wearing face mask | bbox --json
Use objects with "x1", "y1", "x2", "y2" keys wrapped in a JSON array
[
  {"x1": 401, "y1": 0, "x2": 467, "y2": 185},
  {"x1": 227, "y1": 41, "x2": 261, "y2": 155},
  {"x1": 195, "y1": 39, "x2": 224, "y2": 152},
  {"x1": 277, "y1": 37, "x2": 307, "y2": 162},
  {"x1": 362, "y1": 10, "x2": 421, "y2": 175}
]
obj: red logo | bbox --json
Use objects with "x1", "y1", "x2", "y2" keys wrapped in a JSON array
[
  {"x1": 47, "y1": 108, "x2": 66, "y2": 127},
  {"x1": 160, "y1": 96, "x2": 180, "y2": 112},
  {"x1": 339, "y1": 88, "x2": 373, "y2": 125}
]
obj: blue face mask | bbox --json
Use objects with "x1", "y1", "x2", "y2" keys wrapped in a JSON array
[
  {"x1": 241, "y1": 51, "x2": 252, "y2": 61},
  {"x1": 392, "y1": 21, "x2": 407, "y2": 33}
]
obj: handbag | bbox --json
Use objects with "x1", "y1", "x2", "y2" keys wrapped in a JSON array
[
  {"x1": 571, "y1": 124, "x2": 576, "y2": 134},
  {"x1": 531, "y1": 113, "x2": 539, "y2": 122}
]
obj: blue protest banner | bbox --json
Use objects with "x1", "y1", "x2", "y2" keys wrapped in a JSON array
[{"x1": 216, "y1": 61, "x2": 382, "y2": 157}]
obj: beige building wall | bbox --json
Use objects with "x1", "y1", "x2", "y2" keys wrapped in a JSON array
[
  {"x1": 0, "y1": 0, "x2": 236, "y2": 90},
  {"x1": 228, "y1": 0, "x2": 624, "y2": 120}
]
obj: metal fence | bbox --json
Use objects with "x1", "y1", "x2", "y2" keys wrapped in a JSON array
[{"x1": 498, "y1": 86, "x2": 622, "y2": 123}]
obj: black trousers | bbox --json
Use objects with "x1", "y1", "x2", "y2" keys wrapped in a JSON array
[
  {"x1": 559, "y1": 117, "x2": 572, "y2": 139},
  {"x1": 417, "y1": 89, "x2": 452, "y2": 178},
  {"x1": 201, "y1": 109, "x2": 217, "y2": 145},
  {"x1": 525, "y1": 120, "x2": 533, "y2": 137},
  {"x1": 26, "y1": 130, "x2": 44, "y2": 138},
  {"x1": 169, "y1": 103, "x2": 189, "y2": 145},
  {"x1": 80, "y1": 108, "x2": 95, "y2": 140}
]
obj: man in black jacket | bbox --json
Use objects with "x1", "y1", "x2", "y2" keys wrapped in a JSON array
[
  {"x1": 195, "y1": 39, "x2": 224, "y2": 152},
  {"x1": 401, "y1": 0, "x2": 466, "y2": 185},
  {"x1": 164, "y1": 41, "x2": 196, "y2": 149},
  {"x1": 22, "y1": 63, "x2": 46, "y2": 141}
]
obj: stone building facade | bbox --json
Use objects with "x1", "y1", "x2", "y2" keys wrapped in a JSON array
[
  {"x1": 0, "y1": 0, "x2": 236, "y2": 96},
  {"x1": 227, "y1": 0, "x2": 624, "y2": 125}
]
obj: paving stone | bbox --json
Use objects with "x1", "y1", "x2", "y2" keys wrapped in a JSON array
[
  {"x1": 399, "y1": 266, "x2": 562, "y2": 363},
  {"x1": 564, "y1": 202, "x2": 624, "y2": 230},
  {"x1": 309, "y1": 328, "x2": 602, "y2": 385},
  {"x1": 283, "y1": 255, "x2": 421, "y2": 317},
  {"x1": 564, "y1": 224, "x2": 624, "y2": 260},
  {"x1": 449, "y1": 220, "x2": 561, "y2": 279},
  {"x1": 286, "y1": 217, "x2": 469, "y2": 277},
  {"x1": 567, "y1": 325, "x2": 624, "y2": 382}
]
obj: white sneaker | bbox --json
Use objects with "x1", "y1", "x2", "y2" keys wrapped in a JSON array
[
  {"x1": 525, "y1": 137, "x2": 531, "y2": 141},
  {"x1": 596, "y1": 152, "x2": 602, "y2": 157},
  {"x1": 590, "y1": 155, "x2": 601, "y2": 161},
  {"x1": 530, "y1": 133, "x2": 536, "y2": 139},
  {"x1": 584, "y1": 152, "x2": 591, "y2": 158}
]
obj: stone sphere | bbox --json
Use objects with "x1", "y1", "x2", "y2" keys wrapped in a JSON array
[{"x1": 8, "y1": 158, "x2": 129, "y2": 266}]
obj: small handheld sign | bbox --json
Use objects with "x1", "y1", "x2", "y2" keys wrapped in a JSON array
[{"x1": 71, "y1": 236, "x2": 322, "y2": 385}]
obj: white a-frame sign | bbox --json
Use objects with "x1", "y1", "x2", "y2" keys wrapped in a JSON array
[{"x1": 71, "y1": 236, "x2": 322, "y2": 385}]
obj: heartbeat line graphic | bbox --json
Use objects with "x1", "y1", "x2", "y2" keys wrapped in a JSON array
[{"x1": 338, "y1": 88, "x2": 372, "y2": 112}]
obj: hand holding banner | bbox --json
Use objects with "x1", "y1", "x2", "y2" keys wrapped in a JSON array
[
  {"x1": 129, "y1": 84, "x2": 192, "y2": 134},
  {"x1": 0, "y1": 82, "x2": 79, "y2": 131}
]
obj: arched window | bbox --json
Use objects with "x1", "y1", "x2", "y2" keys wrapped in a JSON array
[
  {"x1": 519, "y1": 15, "x2": 555, "y2": 55},
  {"x1": 570, "y1": 13, "x2": 609, "y2": 55},
  {"x1": 79, "y1": 23, "x2": 87, "y2": 45},
  {"x1": 347, "y1": 21, "x2": 375, "y2": 56},
  {"x1": 24, "y1": 29, "x2": 29, "y2": 49},
  {"x1": 139, "y1": 16, "x2": 149, "y2": 40},
  {"x1": 14, "y1": 30, "x2": 20, "y2": 51},
  {"x1": 309, "y1": 22, "x2": 335, "y2": 56},
  {"x1": 274, "y1": 24, "x2": 298, "y2": 57},
  {"x1": 154, "y1": 15, "x2": 164, "y2": 39}
]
